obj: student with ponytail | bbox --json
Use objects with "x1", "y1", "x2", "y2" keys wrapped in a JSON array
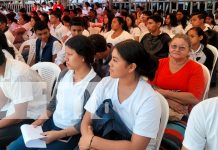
[{"x1": 79, "y1": 39, "x2": 161, "y2": 150}]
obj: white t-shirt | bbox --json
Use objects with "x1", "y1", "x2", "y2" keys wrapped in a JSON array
[
  {"x1": 138, "y1": 22, "x2": 149, "y2": 34},
  {"x1": 161, "y1": 25, "x2": 184, "y2": 38},
  {"x1": 104, "y1": 30, "x2": 134, "y2": 46},
  {"x1": 85, "y1": 77, "x2": 161, "y2": 149},
  {"x1": 129, "y1": 27, "x2": 141, "y2": 38},
  {"x1": 53, "y1": 68, "x2": 97, "y2": 129},
  {"x1": 50, "y1": 23, "x2": 70, "y2": 41},
  {"x1": 0, "y1": 59, "x2": 47, "y2": 119},
  {"x1": 183, "y1": 97, "x2": 218, "y2": 150}
]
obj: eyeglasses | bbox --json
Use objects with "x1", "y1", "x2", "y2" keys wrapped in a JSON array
[{"x1": 170, "y1": 44, "x2": 188, "y2": 51}]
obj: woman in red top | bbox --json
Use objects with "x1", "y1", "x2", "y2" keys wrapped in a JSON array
[{"x1": 151, "y1": 34, "x2": 205, "y2": 118}]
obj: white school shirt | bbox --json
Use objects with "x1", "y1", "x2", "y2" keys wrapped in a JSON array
[
  {"x1": 50, "y1": 23, "x2": 70, "y2": 41},
  {"x1": 53, "y1": 68, "x2": 97, "y2": 129},
  {"x1": 104, "y1": 30, "x2": 134, "y2": 46},
  {"x1": 161, "y1": 25, "x2": 184, "y2": 38},
  {"x1": 183, "y1": 97, "x2": 218, "y2": 150},
  {"x1": 129, "y1": 27, "x2": 141, "y2": 38},
  {"x1": 85, "y1": 77, "x2": 161, "y2": 150},
  {"x1": 0, "y1": 59, "x2": 47, "y2": 119}
]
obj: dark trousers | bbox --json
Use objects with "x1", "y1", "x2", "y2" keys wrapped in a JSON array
[
  {"x1": 0, "y1": 119, "x2": 34, "y2": 150},
  {"x1": 7, "y1": 118, "x2": 80, "y2": 150}
]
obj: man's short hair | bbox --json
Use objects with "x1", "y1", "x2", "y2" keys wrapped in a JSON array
[
  {"x1": 148, "y1": 15, "x2": 163, "y2": 25},
  {"x1": 70, "y1": 17, "x2": 84, "y2": 27},
  {"x1": 50, "y1": 10, "x2": 62, "y2": 20},
  {"x1": 89, "y1": 34, "x2": 107, "y2": 53},
  {"x1": 34, "y1": 21, "x2": 49, "y2": 32},
  {"x1": 191, "y1": 12, "x2": 205, "y2": 21},
  {"x1": 0, "y1": 13, "x2": 7, "y2": 24}
]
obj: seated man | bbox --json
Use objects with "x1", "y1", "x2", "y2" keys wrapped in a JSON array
[
  {"x1": 32, "y1": 21, "x2": 62, "y2": 65},
  {"x1": 0, "y1": 48, "x2": 47, "y2": 149},
  {"x1": 55, "y1": 17, "x2": 87, "y2": 70},
  {"x1": 89, "y1": 34, "x2": 111, "y2": 78},
  {"x1": 182, "y1": 97, "x2": 218, "y2": 150},
  {"x1": 140, "y1": 15, "x2": 171, "y2": 59},
  {"x1": 49, "y1": 10, "x2": 69, "y2": 41}
]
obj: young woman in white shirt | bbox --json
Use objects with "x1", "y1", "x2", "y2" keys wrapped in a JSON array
[
  {"x1": 125, "y1": 14, "x2": 141, "y2": 42},
  {"x1": 161, "y1": 13, "x2": 184, "y2": 38},
  {"x1": 8, "y1": 35, "x2": 100, "y2": 150},
  {"x1": 104, "y1": 16, "x2": 134, "y2": 46},
  {"x1": 79, "y1": 39, "x2": 162, "y2": 150}
]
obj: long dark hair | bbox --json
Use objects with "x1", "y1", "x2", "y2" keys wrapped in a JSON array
[
  {"x1": 164, "y1": 13, "x2": 178, "y2": 27},
  {"x1": 101, "y1": 11, "x2": 114, "y2": 32},
  {"x1": 114, "y1": 39, "x2": 158, "y2": 80},
  {"x1": 126, "y1": 14, "x2": 137, "y2": 28},
  {"x1": 0, "y1": 31, "x2": 15, "y2": 58},
  {"x1": 177, "y1": 9, "x2": 188, "y2": 29}
]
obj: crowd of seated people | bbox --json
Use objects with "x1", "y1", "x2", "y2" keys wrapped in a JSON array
[{"x1": 0, "y1": 2, "x2": 217, "y2": 150}]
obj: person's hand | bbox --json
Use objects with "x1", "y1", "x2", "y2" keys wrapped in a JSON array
[
  {"x1": 31, "y1": 119, "x2": 46, "y2": 128},
  {"x1": 61, "y1": 35, "x2": 69, "y2": 43},
  {"x1": 156, "y1": 88, "x2": 169, "y2": 97},
  {"x1": 41, "y1": 130, "x2": 62, "y2": 144},
  {"x1": 79, "y1": 126, "x2": 94, "y2": 150},
  {"x1": 168, "y1": 99, "x2": 188, "y2": 114}
]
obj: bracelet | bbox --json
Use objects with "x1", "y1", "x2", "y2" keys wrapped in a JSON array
[{"x1": 89, "y1": 135, "x2": 95, "y2": 149}]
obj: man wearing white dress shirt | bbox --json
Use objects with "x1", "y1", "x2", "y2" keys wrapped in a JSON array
[
  {"x1": 55, "y1": 17, "x2": 88, "y2": 70},
  {"x1": 33, "y1": 21, "x2": 62, "y2": 65},
  {"x1": 49, "y1": 10, "x2": 69, "y2": 41}
]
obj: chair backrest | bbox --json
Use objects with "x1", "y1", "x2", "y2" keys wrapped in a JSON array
[
  {"x1": 206, "y1": 44, "x2": 218, "y2": 75},
  {"x1": 155, "y1": 92, "x2": 169, "y2": 150},
  {"x1": 200, "y1": 63, "x2": 211, "y2": 100},
  {"x1": 31, "y1": 62, "x2": 61, "y2": 100},
  {"x1": 19, "y1": 39, "x2": 36, "y2": 65}
]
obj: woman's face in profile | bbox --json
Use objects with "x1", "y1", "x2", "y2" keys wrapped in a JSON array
[
  {"x1": 109, "y1": 48, "x2": 131, "y2": 78},
  {"x1": 111, "y1": 18, "x2": 122, "y2": 31}
]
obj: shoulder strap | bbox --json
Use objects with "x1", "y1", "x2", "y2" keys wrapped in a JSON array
[
  {"x1": 57, "y1": 68, "x2": 69, "y2": 82},
  {"x1": 47, "y1": 68, "x2": 69, "y2": 113},
  {"x1": 74, "y1": 74, "x2": 101, "y2": 132}
]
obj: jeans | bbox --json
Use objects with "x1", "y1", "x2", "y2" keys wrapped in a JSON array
[
  {"x1": 7, "y1": 118, "x2": 80, "y2": 150},
  {"x1": 0, "y1": 119, "x2": 34, "y2": 150}
]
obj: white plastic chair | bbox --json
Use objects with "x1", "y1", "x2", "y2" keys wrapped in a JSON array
[
  {"x1": 19, "y1": 39, "x2": 36, "y2": 65},
  {"x1": 155, "y1": 92, "x2": 169, "y2": 150},
  {"x1": 31, "y1": 62, "x2": 61, "y2": 100},
  {"x1": 206, "y1": 44, "x2": 218, "y2": 75},
  {"x1": 200, "y1": 63, "x2": 211, "y2": 100}
]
